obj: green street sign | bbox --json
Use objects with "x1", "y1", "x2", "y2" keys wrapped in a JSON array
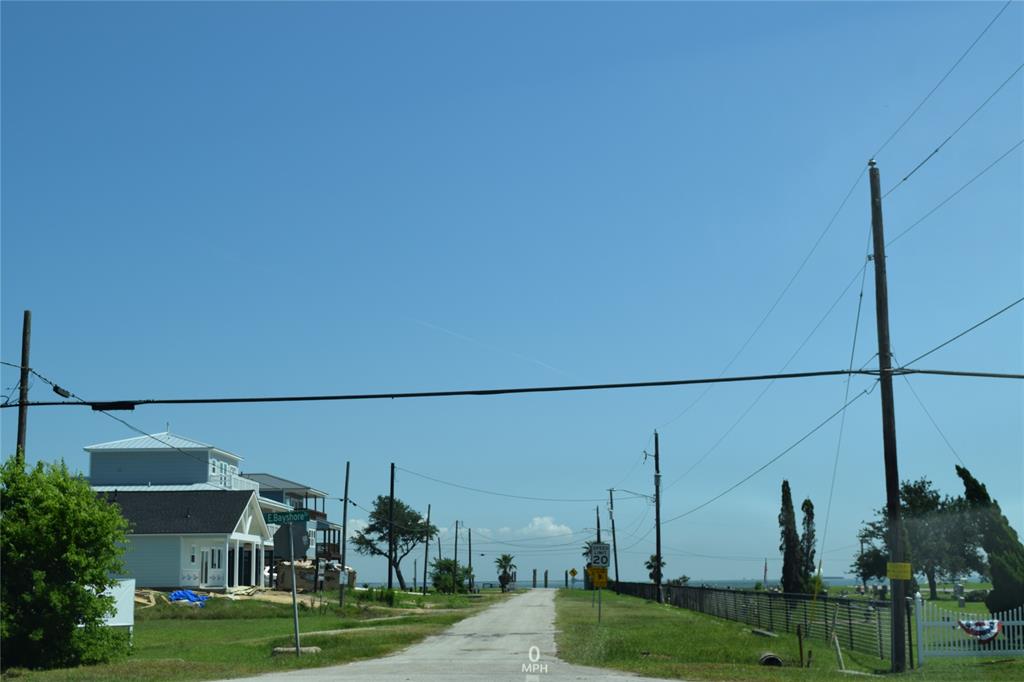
[{"x1": 264, "y1": 511, "x2": 310, "y2": 524}]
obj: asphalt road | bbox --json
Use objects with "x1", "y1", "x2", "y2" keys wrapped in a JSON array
[{"x1": 230, "y1": 588, "x2": 664, "y2": 681}]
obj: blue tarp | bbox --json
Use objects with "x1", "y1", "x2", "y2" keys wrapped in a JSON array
[{"x1": 168, "y1": 590, "x2": 210, "y2": 607}]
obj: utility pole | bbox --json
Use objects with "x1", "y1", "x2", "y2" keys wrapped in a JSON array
[
  {"x1": 339, "y1": 461, "x2": 350, "y2": 608},
  {"x1": 869, "y1": 159, "x2": 907, "y2": 673},
  {"x1": 453, "y1": 520, "x2": 459, "y2": 594},
  {"x1": 423, "y1": 504, "x2": 431, "y2": 595},
  {"x1": 16, "y1": 310, "x2": 31, "y2": 465},
  {"x1": 468, "y1": 527, "x2": 473, "y2": 592},
  {"x1": 609, "y1": 489, "x2": 620, "y2": 585},
  {"x1": 388, "y1": 462, "x2": 396, "y2": 590},
  {"x1": 596, "y1": 506, "x2": 601, "y2": 543},
  {"x1": 654, "y1": 430, "x2": 663, "y2": 603}
]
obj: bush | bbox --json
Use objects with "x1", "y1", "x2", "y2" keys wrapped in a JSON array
[
  {"x1": 964, "y1": 589, "x2": 988, "y2": 603},
  {"x1": 1, "y1": 456, "x2": 131, "y2": 669}
]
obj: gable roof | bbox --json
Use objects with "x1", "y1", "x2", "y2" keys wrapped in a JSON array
[
  {"x1": 101, "y1": 490, "x2": 256, "y2": 534},
  {"x1": 84, "y1": 431, "x2": 242, "y2": 461},
  {"x1": 242, "y1": 473, "x2": 327, "y2": 498}
]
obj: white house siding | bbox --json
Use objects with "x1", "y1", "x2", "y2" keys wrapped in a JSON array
[{"x1": 120, "y1": 535, "x2": 180, "y2": 588}]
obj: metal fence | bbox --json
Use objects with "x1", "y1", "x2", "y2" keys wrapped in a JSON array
[{"x1": 612, "y1": 582, "x2": 909, "y2": 662}]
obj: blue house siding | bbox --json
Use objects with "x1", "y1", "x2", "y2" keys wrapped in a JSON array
[
  {"x1": 90, "y1": 451, "x2": 208, "y2": 486},
  {"x1": 120, "y1": 535, "x2": 181, "y2": 587}
]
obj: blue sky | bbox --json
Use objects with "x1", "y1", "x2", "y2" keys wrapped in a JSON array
[{"x1": 2, "y1": 2, "x2": 1021, "y2": 584}]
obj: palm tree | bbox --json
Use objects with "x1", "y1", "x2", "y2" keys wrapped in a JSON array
[
  {"x1": 494, "y1": 553, "x2": 516, "y2": 592},
  {"x1": 645, "y1": 554, "x2": 666, "y2": 583},
  {"x1": 581, "y1": 541, "x2": 595, "y2": 565}
]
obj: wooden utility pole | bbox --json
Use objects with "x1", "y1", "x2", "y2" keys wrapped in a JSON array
[
  {"x1": 654, "y1": 430, "x2": 664, "y2": 603},
  {"x1": 868, "y1": 159, "x2": 907, "y2": 673},
  {"x1": 468, "y1": 527, "x2": 473, "y2": 592},
  {"x1": 16, "y1": 310, "x2": 31, "y2": 464},
  {"x1": 596, "y1": 506, "x2": 601, "y2": 543},
  {"x1": 339, "y1": 460, "x2": 350, "y2": 608},
  {"x1": 388, "y1": 462, "x2": 396, "y2": 590},
  {"x1": 422, "y1": 504, "x2": 431, "y2": 595},
  {"x1": 453, "y1": 520, "x2": 459, "y2": 594},
  {"x1": 609, "y1": 489, "x2": 620, "y2": 585}
]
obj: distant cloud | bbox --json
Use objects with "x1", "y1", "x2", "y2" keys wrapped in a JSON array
[
  {"x1": 346, "y1": 518, "x2": 368, "y2": 540},
  {"x1": 518, "y1": 516, "x2": 572, "y2": 538}
]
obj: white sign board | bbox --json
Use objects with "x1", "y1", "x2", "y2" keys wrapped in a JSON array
[
  {"x1": 102, "y1": 578, "x2": 135, "y2": 628},
  {"x1": 590, "y1": 542, "x2": 611, "y2": 568}
]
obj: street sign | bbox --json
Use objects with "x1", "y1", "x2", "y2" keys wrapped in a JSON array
[
  {"x1": 264, "y1": 511, "x2": 310, "y2": 525},
  {"x1": 589, "y1": 567, "x2": 608, "y2": 588},
  {"x1": 590, "y1": 542, "x2": 611, "y2": 568},
  {"x1": 569, "y1": 568, "x2": 578, "y2": 578}
]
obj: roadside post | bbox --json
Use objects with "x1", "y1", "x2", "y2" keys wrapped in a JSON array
[
  {"x1": 265, "y1": 510, "x2": 310, "y2": 656},
  {"x1": 589, "y1": 542, "x2": 610, "y2": 623}
]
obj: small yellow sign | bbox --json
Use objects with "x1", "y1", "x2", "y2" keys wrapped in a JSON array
[
  {"x1": 569, "y1": 568, "x2": 578, "y2": 578},
  {"x1": 887, "y1": 562, "x2": 912, "y2": 580},
  {"x1": 589, "y1": 566, "x2": 608, "y2": 588}
]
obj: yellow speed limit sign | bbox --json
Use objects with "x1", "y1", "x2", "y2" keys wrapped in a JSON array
[
  {"x1": 589, "y1": 567, "x2": 608, "y2": 588},
  {"x1": 887, "y1": 562, "x2": 912, "y2": 580}
]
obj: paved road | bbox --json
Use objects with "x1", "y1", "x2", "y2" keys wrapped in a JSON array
[{"x1": 230, "y1": 589, "x2": 664, "y2": 681}]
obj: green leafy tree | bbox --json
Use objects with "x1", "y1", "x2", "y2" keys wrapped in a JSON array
[
  {"x1": 779, "y1": 480, "x2": 801, "y2": 593},
  {"x1": 494, "y1": 553, "x2": 516, "y2": 592},
  {"x1": 351, "y1": 496, "x2": 436, "y2": 591},
  {"x1": 644, "y1": 554, "x2": 666, "y2": 583},
  {"x1": 1, "y1": 456, "x2": 131, "y2": 669},
  {"x1": 956, "y1": 465, "x2": 1024, "y2": 613},
  {"x1": 799, "y1": 498, "x2": 816, "y2": 592},
  {"x1": 430, "y1": 558, "x2": 471, "y2": 594},
  {"x1": 854, "y1": 477, "x2": 983, "y2": 600}
]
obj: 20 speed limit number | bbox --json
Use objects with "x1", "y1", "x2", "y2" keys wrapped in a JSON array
[{"x1": 590, "y1": 542, "x2": 610, "y2": 568}]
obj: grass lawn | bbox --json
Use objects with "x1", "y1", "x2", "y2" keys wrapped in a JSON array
[
  {"x1": 554, "y1": 589, "x2": 1024, "y2": 681},
  {"x1": 5, "y1": 590, "x2": 508, "y2": 681}
]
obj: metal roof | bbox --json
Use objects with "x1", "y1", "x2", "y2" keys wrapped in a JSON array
[
  {"x1": 242, "y1": 473, "x2": 328, "y2": 498},
  {"x1": 84, "y1": 431, "x2": 242, "y2": 461}
]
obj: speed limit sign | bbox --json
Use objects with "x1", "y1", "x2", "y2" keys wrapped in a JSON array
[{"x1": 590, "y1": 542, "x2": 610, "y2": 568}]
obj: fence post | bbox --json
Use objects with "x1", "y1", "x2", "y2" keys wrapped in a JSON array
[
  {"x1": 914, "y1": 593, "x2": 925, "y2": 667},
  {"x1": 803, "y1": 599, "x2": 810, "y2": 639}
]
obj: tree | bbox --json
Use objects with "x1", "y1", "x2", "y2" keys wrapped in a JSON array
[
  {"x1": 854, "y1": 477, "x2": 983, "y2": 600},
  {"x1": 494, "y1": 553, "x2": 516, "y2": 593},
  {"x1": 351, "y1": 495, "x2": 436, "y2": 591},
  {"x1": 956, "y1": 465, "x2": 1024, "y2": 613},
  {"x1": 799, "y1": 498, "x2": 816, "y2": 592},
  {"x1": 779, "y1": 480, "x2": 802, "y2": 593},
  {"x1": 1, "y1": 456, "x2": 131, "y2": 669},
  {"x1": 431, "y1": 558, "x2": 471, "y2": 594},
  {"x1": 644, "y1": 554, "x2": 666, "y2": 582},
  {"x1": 668, "y1": 575, "x2": 690, "y2": 586}
]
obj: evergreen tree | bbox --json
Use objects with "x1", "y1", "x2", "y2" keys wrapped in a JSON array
[
  {"x1": 779, "y1": 480, "x2": 802, "y2": 593},
  {"x1": 799, "y1": 498, "x2": 816, "y2": 591},
  {"x1": 956, "y1": 465, "x2": 1024, "y2": 613}
]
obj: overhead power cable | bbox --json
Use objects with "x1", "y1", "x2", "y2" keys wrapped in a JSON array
[
  {"x1": 902, "y1": 368, "x2": 1024, "y2": 381},
  {"x1": 895, "y1": 356, "x2": 967, "y2": 467},
  {"x1": 883, "y1": 61, "x2": 1024, "y2": 198},
  {"x1": 871, "y1": 0, "x2": 1015, "y2": 160},
  {"x1": 662, "y1": 385, "x2": 874, "y2": 527},
  {"x1": 886, "y1": 138, "x2": 1024, "y2": 248},
  {"x1": 903, "y1": 296, "x2": 1024, "y2": 367},
  {"x1": 397, "y1": 466, "x2": 610, "y2": 503},
  {"x1": 1, "y1": 368, "x2": 872, "y2": 410}
]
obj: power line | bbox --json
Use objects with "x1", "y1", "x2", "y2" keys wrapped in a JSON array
[
  {"x1": 871, "y1": 0, "x2": 1015, "y2": 160},
  {"x1": 658, "y1": 167, "x2": 867, "y2": 430},
  {"x1": 2, "y1": 368, "x2": 873, "y2": 410},
  {"x1": 883, "y1": 61, "x2": 1024, "y2": 198},
  {"x1": 903, "y1": 296, "x2": 1024, "y2": 367},
  {"x1": 397, "y1": 466, "x2": 609, "y2": 503},
  {"x1": 901, "y1": 368, "x2": 1024, "y2": 381},
  {"x1": 898, "y1": 370, "x2": 967, "y2": 467},
  {"x1": 662, "y1": 386, "x2": 874, "y2": 527},
  {"x1": 886, "y1": 137, "x2": 1024, "y2": 248}
]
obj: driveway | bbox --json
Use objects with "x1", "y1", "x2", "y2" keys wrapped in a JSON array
[{"x1": 227, "y1": 588, "x2": 664, "y2": 681}]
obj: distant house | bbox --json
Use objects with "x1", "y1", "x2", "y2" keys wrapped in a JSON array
[
  {"x1": 102, "y1": 490, "x2": 273, "y2": 590},
  {"x1": 242, "y1": 473, "x2": 344, "y2": 562}
]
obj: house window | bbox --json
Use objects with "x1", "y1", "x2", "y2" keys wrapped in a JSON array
[
  {"x1": 210, "y1": 460, "x2": 217, "y2": 475},
  {"x1": 211, "y1": 549, "x2": 221, "y2": 569},
  {"x1": 190, "y1": 545, "x2": 196, "y2": 564}
]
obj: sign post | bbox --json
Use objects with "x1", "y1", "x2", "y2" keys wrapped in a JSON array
[
  {"x1": 588, "y1": 544, "x2": 611, "y2": 625},
  {"x1": 265, "y1": 510, "x2": 310, "y2": 656}
]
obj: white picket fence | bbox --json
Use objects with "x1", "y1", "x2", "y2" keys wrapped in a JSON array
[{"x1": 914, "y1": 593, "x2": 1024, "y2": 664}]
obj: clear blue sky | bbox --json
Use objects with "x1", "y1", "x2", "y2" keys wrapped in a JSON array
[{"x1": 3, "y1": 2, "x2": 1021, "y2": 584}]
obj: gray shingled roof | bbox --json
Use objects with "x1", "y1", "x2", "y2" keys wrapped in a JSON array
[{"x1": 101, "y1": 490, "x2": 255, "y2": 534}]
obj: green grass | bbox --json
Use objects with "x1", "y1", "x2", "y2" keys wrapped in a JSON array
[
  {"x1": 5, "y1": 593, "x2": 502, "y2": 681},
  {"x1": 554, "y1": 589, "x2": 1024, "y2": 681}
]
